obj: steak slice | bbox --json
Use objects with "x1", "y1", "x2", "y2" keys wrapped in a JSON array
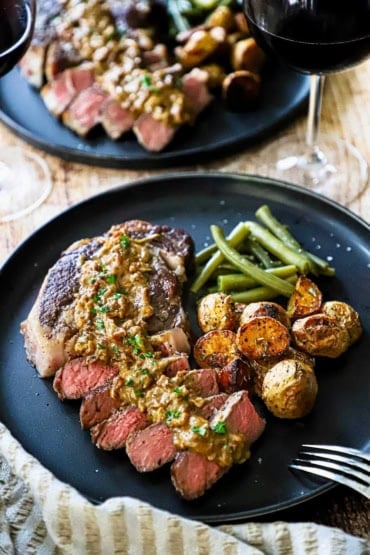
[
  {"x1": 210, "y1": 390, "x2": 266, "y2": 445},
  {"x1": 80, "y1": 380, "x2": 121, "y2": 430},
  {"x1": 62, "y1": 84, "x2": 108, "y2": 136},
  {"x1": 91, "y1": 406, "x2": 148, "y2": 450},
  {"x1": 182, "y1": 368, "x2": 219, "y2": 397},
  {"x1": 41, "y1": 64, "x2": 96, "y2": 117},
  {"x1": 198, "y1": 393, "x2": 229, "y2": 419},
  {"x1": 133, "y1": 113, "x2": 176, "y2": 152},
  {"x1": 101, "y1": 98, "x2": 134, "y2": 139},
  {"x1": 21, "y1": 220, "x2": 194, "y2": 378},
  {"x1": 53, "y1": 359, "x2": 119, "y2": 400},
  {"x1": 171, "y1": 451, "x2": 225, "y2": 500},
  {"x1": 126, "y1": 423, "x2": 176, "y2": 472}
]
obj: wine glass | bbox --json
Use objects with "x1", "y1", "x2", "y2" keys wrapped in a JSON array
[
  {"x1": 243, "y1": 0, "x2": 370, "y2": 204},
  {"x1": 0, "y1": 0, "x2": 51, "y2": 222}
]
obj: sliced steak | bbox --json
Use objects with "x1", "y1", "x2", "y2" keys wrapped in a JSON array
[
  {"x1": 53, "y1": 358, "x2": 119, "y2": 400},
  {"x1": 182, "y1": 368, "x2": 219, "y2": 397},
  {"x1": 164, "y1": 355, "x2": 191, "y2": 377},
  {"x1": 101, "y1": 98, "x2": 134, "y2": 139},
  {"x1": 44, "y1": 40, "x2": 82, "y2": 82},
  {"x1": 126, "y1": 423, "x2": 176, "y2": 472},
  {"x1": 62, "y1": 84, "x2": 108, "y2": 136},
  {"x1": 133, "y1": 113, "x2": 176, "y2": 152},
  {"x1": 150, "y1": 328, "x2": 191, "y2": 356},
  {"x1": 21, "y1": 220, "x2": 193, "y2": 378},
  {"x1": 182, "y1": 69, "x2": 213, "y2": 117},
  {"x1": 79, "y1": 381, "x2": 121, "y2": 430},
  {"x1": 171, "y1": 451, "x2": 225, "y2": 500},
  {"x1": 198, "y1": 393, "x2": 229, "y2": 420},
  {"x1": 210, "y1": 390, "x2": 265, "y2": 445},
  {"x1": 41, "y1": 64, "x2": 95, "y2": 117},
  {"x1": 91, "y1": 406, "x2": 148, "y2": 450},
  {"x1": 21, "y1": 238, "x2": 101, "y2": 377}
]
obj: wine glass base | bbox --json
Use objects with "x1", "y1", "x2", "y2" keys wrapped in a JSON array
[
  {"x1": 0, "y1": 147, "x2": 52, "y2": 223},
  {"x1": 256, "y1": 134, "x2": 369, "y2": 205}
]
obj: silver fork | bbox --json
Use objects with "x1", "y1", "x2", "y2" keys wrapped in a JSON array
[{"x1": 290, "y1": 444, "x2": 370, "y2": 499}]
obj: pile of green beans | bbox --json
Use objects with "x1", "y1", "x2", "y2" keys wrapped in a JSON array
[{"x1": 190, "y1": 204, "x2": 335, "y2": 303}]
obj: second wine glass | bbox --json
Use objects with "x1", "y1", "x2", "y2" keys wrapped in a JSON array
[{"x1": 243, "y1": 0, "x2": 370, "y2": 205}]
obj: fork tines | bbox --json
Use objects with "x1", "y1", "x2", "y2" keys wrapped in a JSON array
[{"x1": 290, "y1": 444, "x2": 370, "y2": 499}]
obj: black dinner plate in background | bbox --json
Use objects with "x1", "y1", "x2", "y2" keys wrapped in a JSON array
[
  {"x1": 0, "y1": 173, "x2": 369, "y2": 523},
  {"x1": 0, "y1": 65, "x2": 309, "y2": 168}
]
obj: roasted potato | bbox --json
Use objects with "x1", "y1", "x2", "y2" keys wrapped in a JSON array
[
  {"x1": 197, "y1": 292, "x2": 237, "y2": 333},
  {"x1": 250, "y1": 346, "x2": 315, "y2": 397},
  {"x1": 222, "y1": 70, "x2": 261, "y2": 110},
  {"x1": 193, "y1": 329, "x2": 238, "y2": 368},
  {"x1": 231, "y1": 37, "x2": 266, "y2": 73},
  {"x1": 292, "y1": 313, "x2": 350, "y2": 358},
  {"x1": 236, "y1": 316, "x2": 290, "y2": 359},
  {"x1": 175, "y1": 29, "x2": 222, "y2": 69},
  {"x1": 206, "y1": 5, "x2": 235, "y2": 31},
  {"x1": 321, "y1": 300, "x2": 362, "y2": 345},
  {"x1": 199, "y1": 63, "x2": 226, "y2": 88},
  {"x1": 239, "y1": 301, "x2": 290, "y2": 328},
  {"x1": 287, "y1": 276, "x2": 323, "y2": 320},
  {"x1": 261, "y1": 359, "x2": 318, "y2": 419},
  {"x1": 216, "y1": 357, "x2": 254, "y2": 393}
]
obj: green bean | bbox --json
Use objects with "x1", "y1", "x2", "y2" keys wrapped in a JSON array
[
  {"x1": 246, "y1": 221, "x2": 310, "y2": 274},
  {"x1": 230, "y1": 275, "x2": 298, "y2": 303},
  {"x1": 190, "y1": 222, "x2": 249, "y2": 293},
  {"x1": 210, "y1": 225, "x2": 295, "y2": 296},
  {"x1": 244, "y1": 237, "x2": 281, "y2": 269},
  {"x1": 217, "y1": 264, "x2": 297, "y2": 291},
  {"x1": 255, "y1": 205, "x2": 335, "y2": 275},
  {"x1": 195, "y1": 244, "x2": 217, "y2": 265}
]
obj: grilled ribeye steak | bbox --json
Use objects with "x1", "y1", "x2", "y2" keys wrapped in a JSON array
[{"x1": 21, "y1": 220, "x2": 194, "y2": 377}]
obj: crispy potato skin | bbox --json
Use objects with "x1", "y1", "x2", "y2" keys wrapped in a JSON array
[
  {"x1": 237, "y1": 316, "x2": 290, "y2": 359},
  {"x1": 250, "y1": 347, "x2": 315, "y2": 397},
  {"x1": 321, "y1": 301, "x2": 362, "y2": 345},
  {"x1": 292, "y1": 313, "x2": 350, "y2": 358},
  {"x1": 197, "y1": 292, "x2": 237, "y2": 333},
  {"x1": 262, "y1": 360, "x2": 318, "y2": 419},
  {"x1": 240, "y1": 301, "x2": 290, "y2": 328},
  {"x1": 287, "y1": 276, "x2": 323, "y2": 320}
]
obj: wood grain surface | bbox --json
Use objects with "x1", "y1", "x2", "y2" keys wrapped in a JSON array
[{"x1": 0, "y1": 60, "x2": 369, "y2": 540}]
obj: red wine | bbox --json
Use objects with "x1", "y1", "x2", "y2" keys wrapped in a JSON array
[
  {"x1": 244, "y1": 0, "x2": 370, "y2": 74},
  {"x1": 0, "y1": 0, "x2": 34, "y2": 77}
]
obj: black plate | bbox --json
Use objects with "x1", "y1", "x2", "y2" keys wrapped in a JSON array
[
  {"x1": 0, "y1": 173, "x2": 369, "y2": 523},
  {"x1": 0, "y1": 66, "x2": 309, "y2": 169}
]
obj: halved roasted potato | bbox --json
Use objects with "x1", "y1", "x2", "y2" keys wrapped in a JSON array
[
  {"x1": 292, "y1": 313, "x2": 350, "y2": 358},
  {"x1": 216, "y1": 357, "x2": 254, "y2": 393},
  {"x1": 287, "y1": 275, "x2": 323, "y2": 320},
  {"x1": 197, "y1": 292, "x2": 237, "y2": 333},
  {"x1": 193, "y1": 330, "x2": 238, "y2": 368},
  {"x1": 236, "y1": 316, "x2": 290, "y2": 359},
  {"x1": 239, "y1": 301, "x2": 290, "y2": 328}
]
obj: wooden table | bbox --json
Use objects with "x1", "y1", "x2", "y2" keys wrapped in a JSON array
[{"x1": 1, "y1": 60, "x2": 369, "y2": 540}]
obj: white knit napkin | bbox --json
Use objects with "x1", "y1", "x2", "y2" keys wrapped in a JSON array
[{"x1": 0, "y1": 424, "x2": 368, "y2": 555}]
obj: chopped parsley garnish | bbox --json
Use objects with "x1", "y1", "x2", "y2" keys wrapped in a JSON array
[
  {"x1": 134, "y1": 390, "x2": 144, "y2": 397},
  {"x1": 93, "y1": 287, "x2": 107, "y2": 304},
  {"x1": 166, "y1": 409, "x2": 181, "y2": 421},
  {"x1": 173, "y1": 386, "x2": 185, "y2": 395},
  {"x1": 111, "y1": 345, "x2": 120, "y2": 356},
  {"x1": 212, "y1": 422, "x2": 227, "y2": 435},
  {"x1": 120, "y1": 234, "x2": 131, "y2": 249},
  {"x1": 126, "y1": 335, "x2": 144, "y2": 355},
  {"x1": 106, "y1": 274, "x2": 117, "y2": 284},
  {"x1": 125, "y1": 378, "x2": 134, "y2": 386},
  {"x1": 97, "y1": 343, "x2": 106, "y2": 349},
  {"x1": 141, "y1": 75, "x2": 152, "y2": 88},
  {"x1": 89, "y1": 277, "x2": 96, "y2": 284},
  {"x1": 191, "y1": 425, "x2": 207, "y2": 437},
  {"x1": 97, "y1": 305, "x2": 110, "y2": 313},
  {"x1": 140, "y1": 368, "x2": 152, "y2": 376},
  {"x1": 113, "y1": 290, "x2": 126, "y2": 299},
  {"x1": 140, "y1": 351, "x2": 154, "y2": 359},
  {"x1": 96, "y1": 319, "x2": 105, "y2": 331},
  {"x1": 90, "y1": 307, "x2": 97, "y2": 315}
]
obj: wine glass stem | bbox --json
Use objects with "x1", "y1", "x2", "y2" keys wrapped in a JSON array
[{"x1": 306, "y1": 74, "x2": 325, "y2": 163}]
